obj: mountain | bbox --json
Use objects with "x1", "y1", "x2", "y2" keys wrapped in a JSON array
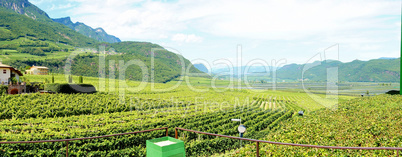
[
  {"x1": 193, "y1": 64, "x2": 209, "y2": 73},
  {"x1": 53, "y1": 17, "x2": 121, "y2": 43},
  {"x1": 96, "y1": 41, "x2": 202, "y2": 82},
  {"x1": 0, "y1": 11, "x2": 97, "y2": 47},
  {"x1": 0, "y1": 0, "x2": 97, "y2": 47},
  {"x1": 0, "y1": 0, "x2": 51, "y2": 22},
  {"x1": 275, "y1": 58, "x2": 400, "y2": 82},
  {"x1": 0, "y1": 0, "x2": 203, "y2": 83},
  {"x1": 0, "y1": 0, "x2": 120, "y2": 43}
]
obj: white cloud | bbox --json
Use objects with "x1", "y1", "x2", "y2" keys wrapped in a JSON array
[
  {"x1": 63, "y1": 0, "x2": 399, "y2": 41},
  {"x1": 195, "y1": 0, "x2": 399, "y2": 40},
  {"x1": 31, "y1": 0, "x2": 400, "y2": 64},
  {"x1": 158, "y1": 34, "x2": 169, "y2": 39},
  {"x1": 50, "y1": 3, "x2": 74, "y2": 10},
  {"x1": 171, "y1": 34, "x2": 203, "y2": 43}
]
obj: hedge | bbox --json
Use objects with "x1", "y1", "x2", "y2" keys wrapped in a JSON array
[
  {"x1": 0, "y1": 85, "x2": 8, "y2": 95},
  {"x1": 44, "y1": 83, "x2": 96, "y2": 94},
  {"x1": 386, "y1": 90, "x2": 400, "y2": 95}
]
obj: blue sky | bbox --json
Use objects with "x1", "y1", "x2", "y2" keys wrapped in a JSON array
[{"x1": 30, "y1": 0, "x2": 401, "y2": 68}]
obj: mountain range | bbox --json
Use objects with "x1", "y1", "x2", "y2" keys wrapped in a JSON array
[
  {"x1": 275, "y1": 58, "x2": 400, "y2": 82},
  {"x1": 0, "y1": 0, "x2": 201, "y2": 83},
  {"x1": 1, "y1": 0, "x2": 120, "y2": 43},
  {"x1": 193, "y1": 58, "x2": 400, "y2": 82},
  {"x1": 53, "y1": 17, "x2": 120, "y2": 43},
  {"x1": 0, "y1": 0, "x2": 50, "y2": 22},
  {"x1": 193, "y1": 64, "x2": 209, "y2": 73}
]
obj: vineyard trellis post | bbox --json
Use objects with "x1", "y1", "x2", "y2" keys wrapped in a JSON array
[
  {"x1": 175, "y1": 128, "x2": 178, "y2": 139},
  {"x1": 256, "y1": 141, "x2": 260, "y2": 157},
  {"x1": 66, "y1": 141, "x2": 69, "y2": 157}
]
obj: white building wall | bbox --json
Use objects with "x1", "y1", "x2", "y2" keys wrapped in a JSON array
[
  {"x1": 33, "y1": 69, "x2": 40, "y2": 75},
  {"x1": 0, "y1": 68, "x2": 10, "y2": 84}
]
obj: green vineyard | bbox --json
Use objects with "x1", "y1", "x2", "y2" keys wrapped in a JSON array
[
  {"x1": 219, "y1": 95, "x2": 402, "y2": 156},
  {"x1": 0, "y1": 76, "x2": 400, "y2": 156},
  {"x1": 0, "y1": 88, "x2": 307, "y2": 156}
]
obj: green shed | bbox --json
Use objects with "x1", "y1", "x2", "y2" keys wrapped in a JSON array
[{"x1": 146, "y1": 136, "x2": 185, "y2": 157}]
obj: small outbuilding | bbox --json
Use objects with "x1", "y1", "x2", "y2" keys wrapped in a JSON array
[{"x1": 26, "y1": 65, "x2": 49, "y2": 75}]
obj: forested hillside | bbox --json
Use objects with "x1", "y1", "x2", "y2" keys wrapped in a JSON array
[
  {"x1": 0, "y1": 11, "x2": 97, "y2": 47},
  {"x1": 5, "y1": 43, "x2": 202, "y2": 83},
  {"x1": 276, "y1": 59, "x2": 400, "y2": 82}
]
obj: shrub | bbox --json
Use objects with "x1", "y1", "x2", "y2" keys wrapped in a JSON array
[
  {"x1": 10, "y1": 77, "x2": 17, "y2": 85},
  {"x1": 68, "y1": 75, "x2": 72, "y2": 83},
  {"x1": 44, "y1": 83, "x2": 96, "y2": 94},
  {"x1": 79, "y1": 76, "x2": 83, "y2": 84},
  {"x1": 0, "y1": 85, "x2": 8, "y2": 95},
  {"x1": 386, "y1": 90, "x2": 400, "y2": 95},
  {"x1": 39, "y1": 84, "x2": 44, "y2": 90}
]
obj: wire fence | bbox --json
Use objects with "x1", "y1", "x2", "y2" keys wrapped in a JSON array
[
  {"x1": 0, "y1": 127, "x2": 168, "y2": 157},
  {"x1": 0, "y1": 127, "x2": 400, "y2": 157},
  {"x1": 175, "y1": 127, "x2": 402, "y2": 157}
]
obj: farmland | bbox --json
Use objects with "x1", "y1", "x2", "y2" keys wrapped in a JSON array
[
  {"x1": 0, "y1": 75, "x2": 401, "y2": 156},
  {"x1": 218, "y1": 95, "x2": 402, "y2": 156}
]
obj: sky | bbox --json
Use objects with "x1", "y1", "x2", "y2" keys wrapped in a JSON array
[{"x1": 30, "y1": 0, "x2": 401, "y2": 68}]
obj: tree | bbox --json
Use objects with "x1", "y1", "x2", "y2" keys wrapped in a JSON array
[
  {"x1": 68, "y1": 75, "x2": 73, "y2": 83},
  {"x1": 10, "y1": 77, "x2": 18, "y2": 85},
  {"x1": 51, "y1": 75, "x2": 54, "y2": 83},
  {"x1": 79, "y1": 76, "x2": 83, "y2": 84}
]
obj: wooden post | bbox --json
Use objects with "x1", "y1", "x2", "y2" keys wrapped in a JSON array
[
  {"x1": 175, "y1": 128, "x2": 178, "y2": 139},
  {"x1": 66, "y1": 141, "x2": 69, "y2": 157},
  {"x1": 256, "y1": 142, "x2": 259, "y2": 157},
  {"x1": 397, "y1": 149, "x2": 399, "y2": 157}
]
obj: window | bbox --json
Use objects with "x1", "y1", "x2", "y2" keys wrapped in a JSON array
[{"x1": 3, "y1": 70, "x2": 6, "y2": 74}]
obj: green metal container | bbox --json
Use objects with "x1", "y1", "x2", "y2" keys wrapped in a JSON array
[{"x1": 146, "y1": 136, "x2": 185, "y2": 157}]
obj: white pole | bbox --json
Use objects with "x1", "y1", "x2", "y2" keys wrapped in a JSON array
[{"x1": 240, "y1": 118, "x2": 242, "y2": 147}]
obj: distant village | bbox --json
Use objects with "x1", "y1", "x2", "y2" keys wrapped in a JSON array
[{"x1": 0, "y1": 62, "x2": 49, "y2": 94}]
